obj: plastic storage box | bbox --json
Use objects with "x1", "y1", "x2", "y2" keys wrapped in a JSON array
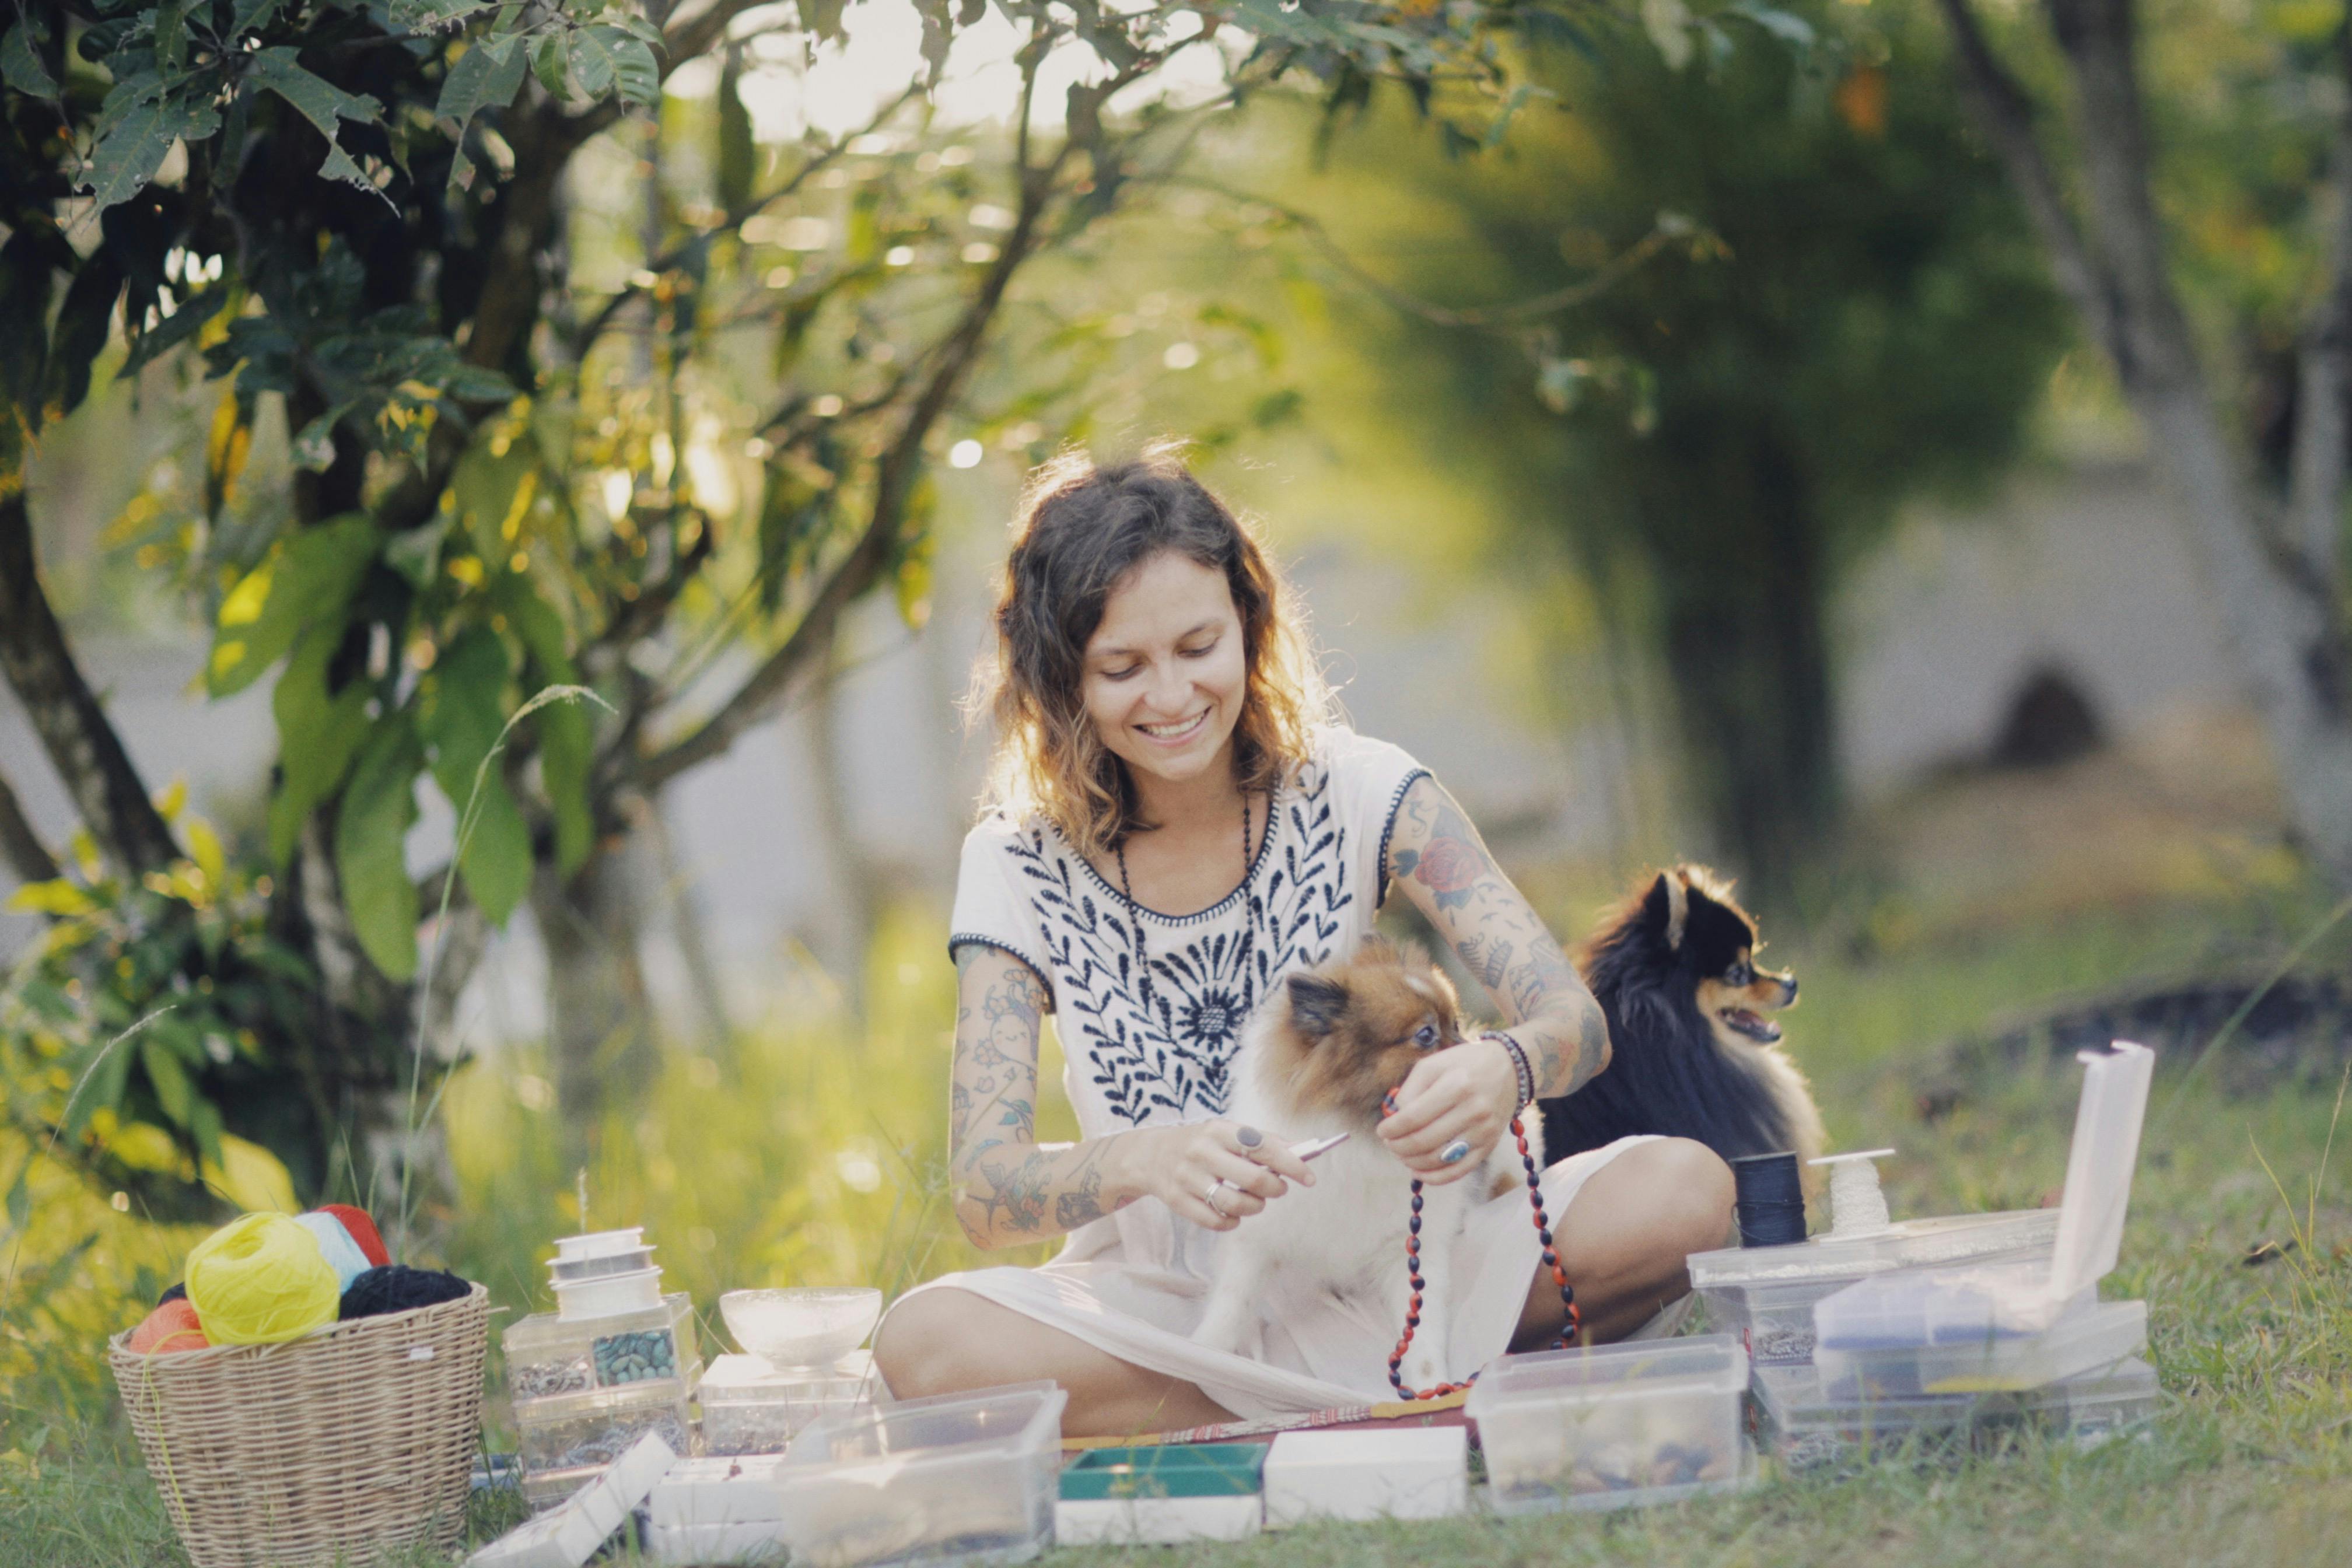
[
  {"x1": 1813, "y1": 1297, "x2": 2148, "y2": 1398},
  {"x1": 1465, "y1": 1332, "x2": 1749, "y2": 1514},
  {"x1": 504, "y1": 1292, "x2": 701, "y2": 1399},
  {"x1": 516, "y1": 1376, "x2": 698, "y2": 1475},
  {"x1": 649, "y1": 1454, "x2": 792, "y2": 1528},
  {"x1": 1056, "y1": 1444, "x2": 1266, "y2": 1545},
  {"x1": 1690, "y1": 1209, "x2": 2060, "y2": 1366},
  {"x1": 701, "y1": 1350, "x2": 877, "y2": 1456},
  {"x1": 1262, "y1": 1427, "x2": 1468, "y2": 1526},
  {"x1": 1753, "y1": 1355, "x2": 2160, "y2": 1472},
  {"x1": 771, "y1": 1384, "x2": 1069, "y2": 1568},
  {"x1": 470, "y1": 1432, "x2": 678, "y2": 1567}
]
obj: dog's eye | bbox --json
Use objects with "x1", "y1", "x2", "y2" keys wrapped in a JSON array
[
  {"x1": 1726, "y1": 963, "x2": 1752, "y2": 986},
  {"x1": 1413, "y1": 1024, "x2": 1437, "y2": 1049}
]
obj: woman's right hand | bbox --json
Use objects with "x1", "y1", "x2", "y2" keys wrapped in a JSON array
[{"x1": 1119, "y1": 1120, "x2": 1316, "y2": 1231}]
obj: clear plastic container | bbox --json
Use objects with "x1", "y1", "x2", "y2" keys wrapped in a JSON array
[
  {"x1": 555, "y1": 1266, "x2": 664, "y2": 1320},
  {"x1": 504, "y1": 1293, "x2": 700, "y2": 1399},
  {"x1": 1464, "y1": 1333, "x2": 1749, "y2": 1514},
  {"x1": 548, "y1": 1245, "x2": 656, "y2": 1282},
  {"x1": 1699, "y1": 1234, "x2": 2058, "y2": 1367},
  {"x1": 772, "y1": 1385, "x2": 1069, "y2": 1568},
  {"x1": 1814, "y1": 1297, "x2": 2148, "y2": 1398},
  {"x1": 649, "y1": 1454, "x2": 793, "y2": 1528},
  {"x1": 555, "y1": 1227, "x2": 646, "y2": 1261},
  {"x1": 1686, "y1": 1208, "x2": 2061, "y2": 1293},
  {"x1": 516, "y1": 1377, "x2": 698, "y2": 1475},
  {"x1": 700, "y1": 1350, "x2": 878, "y2": 1456},
  {"x1": 1753, "y1": 1355, "x2": 2160, "y2": 1473}
]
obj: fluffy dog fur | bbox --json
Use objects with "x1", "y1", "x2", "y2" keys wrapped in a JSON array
[
  {"x1": 1192, "y1": 938, "x2": 1536, "y2": 1392},
  {"x1": 1537, "y1": 866, "x2": 1822, "y2": 1166}
]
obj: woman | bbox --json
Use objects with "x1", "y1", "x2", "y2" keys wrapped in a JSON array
[{"x1": 873, "y1": 446, "x2": 1733, "y2": 1436}]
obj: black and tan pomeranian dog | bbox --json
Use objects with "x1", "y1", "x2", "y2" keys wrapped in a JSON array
[
  {"x1": 1536, "y1": 866, "x2": 1822, "y2": 1166},
  {"x1": 1194, "y1": 937, "x2": 1535, "y2": 1391}
]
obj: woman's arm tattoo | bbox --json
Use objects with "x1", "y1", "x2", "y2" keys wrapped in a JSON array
[
  {"x1": 947, "y1": 947, "x2": 1125, "y2": 1247},
  {"x1": 1387, "y1": 775, "x2": 1611, "y2": 1098}
]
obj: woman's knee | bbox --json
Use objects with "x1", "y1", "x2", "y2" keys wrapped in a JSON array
[
  {"x1": 872, "y1": 1288, "x2": 997, "y2": 1401},
  {"x1": 1643, "y1": 1137, "x2": 1735, "y2": 1263}
]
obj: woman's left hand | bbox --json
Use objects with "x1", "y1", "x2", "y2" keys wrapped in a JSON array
[{"x1": 1377, "y1": 1036, "x2": 1521, "y2": 1185}]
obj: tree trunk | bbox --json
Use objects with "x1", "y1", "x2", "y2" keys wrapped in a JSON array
[
  {"x1": 1938, "y1": 0, "x2": 2352, "y2": 886},
  {"x1": 533, "y1": 830, "x2": 659, "y2": 1136},
  {"x1": 1645, "y1": 432, "x2": 1840, "y2": 911}
]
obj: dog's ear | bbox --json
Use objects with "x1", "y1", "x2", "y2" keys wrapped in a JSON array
[
  {"x1": 1285, "y1": 971, "x2": 1350, "y2": 1039},
  {"x1": 1642, "y1": 870, "x2": 1689, "y2": 951}
]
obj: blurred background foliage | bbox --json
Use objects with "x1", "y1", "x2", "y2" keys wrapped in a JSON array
[{"x1": 5, "y1": 0, "x2": 2352, "y2": 1552}]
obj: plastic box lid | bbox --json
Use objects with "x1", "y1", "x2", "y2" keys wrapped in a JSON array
[
  {"x1": 1467, "y1": 1331, "x2": 1748, "y2": 1412},
  {"x1": 784, "y1": 1384, "x2": 1067, "y2": 1465},
  {"x1": 1815, "y1": 1297, "x2": 2148, "y2": 1397},
  {"x1": 700, "y1": 1350, "x2": 874, "y2": 1407},
  {"x1": 470, "y1": 1432, "x2": 677, "y2": 1567},
  {"x1": 1686, "y1": 1208, "x2": 2061, "y2": 1291},
  {"x1": 1814, "y1": 1042, "x2": 2155, "y2": 1348}
]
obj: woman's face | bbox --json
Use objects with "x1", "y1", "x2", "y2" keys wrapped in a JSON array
[{"x1": 1080, "y1": 550, "x2": 1249, "y2": 792}]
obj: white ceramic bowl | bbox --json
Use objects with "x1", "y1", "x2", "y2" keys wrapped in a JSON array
[{"x1": 720, "y1": 1287, "x2": 883, "y2": 1370}]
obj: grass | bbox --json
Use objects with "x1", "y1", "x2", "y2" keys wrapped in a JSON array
[{"x1": 4, "y1": 878, "x2": 2348, "y2": 1568}]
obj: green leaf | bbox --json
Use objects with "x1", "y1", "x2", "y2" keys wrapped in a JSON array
[
  {"x1": 141, "y1": 1036, "x2": 195, "y2": 1128},
  {"x1": 244, "y1": 47, "x2": 385, "y2": 197},
  {"x1": 154, "y1": 0, "x2": 192, "y2": 73},
  {"x1": 716, "y1": 44, "x2": 754, "y2": 216},
  {"x1": 532, "y1": 32, "x2": 572, "y2": 102},
  {"x1": 64, "y1": 1032, "x2": 138, "y2": 1143},
  {"x1": 267, "y1": 622, "x2": 373, "y2": 867},
  {"x1": 417, "y1": 626, "x2": 531, "y2": 925},
  {"x1": 1, "y1": 18, "x2": 57, "y2": 98},
  {"x1": 590, "y1": 26, "x2": 659, "y2": 108},
  {"x1": 47, "y1": 257, "x2": 125, "y2": 422},
  {"x1": 567, "y1": 25, "x2": 618, "y2": 98},
  {"x1": 334, "y1": 712, "x2": 424, "y2": 982},
  {"x1": 86, "y1": 85, "x2": 222, "y2": 213},
  {"x1": 436, "y1": 36, "x2": 527, "y2": 129},
  {"x1": 230, "y1": 1, "x2": 288, "y2": 41},
  {"x1": 209, "y1": 514, "x2": 383, "y2": 695},
  {"x1": 120, "y1": 284, "x2": 229, "y2": 377},
  {"x1": 499, "y1": 582, "x2": 591, "y2": 873},
  {"x1": 451, "y1": 433, "x2": 538, "y2": 558}
]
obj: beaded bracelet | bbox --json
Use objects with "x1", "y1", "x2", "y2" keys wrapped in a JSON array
[{"x1": 1484, "y1": 1030, "x2": 1536, "y2": 1111}]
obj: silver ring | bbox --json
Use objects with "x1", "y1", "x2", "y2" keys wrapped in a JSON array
[
  {"x1": 1440, "y1": 1139, "x2": 1472, "y2": 1166},
  {"x1": 1204, "y1": 1179, "x2": 1231, "y2": 1216}
]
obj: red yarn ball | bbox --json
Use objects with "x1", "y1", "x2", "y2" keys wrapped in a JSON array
[
  {"x1": 128, "y1": 1298, "x2": 209, "y2": 1354},
  {"x1": 315, "y1": 1203, "x2": 391, "y2": 1267}
]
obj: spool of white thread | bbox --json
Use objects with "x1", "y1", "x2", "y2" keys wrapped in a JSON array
[{"x1": 1806, "y1": 1148, "x2": 1896, "y2": 1238}]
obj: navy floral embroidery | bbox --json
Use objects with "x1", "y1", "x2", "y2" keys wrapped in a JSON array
[{"x1": 1005, "y1": 760, "x2": 1356, "y2": 1125}]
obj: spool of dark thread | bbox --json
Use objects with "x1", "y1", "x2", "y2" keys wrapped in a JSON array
[{"x1": 1731, "y1": 1152, "x2": 1807, "y2": 1247}]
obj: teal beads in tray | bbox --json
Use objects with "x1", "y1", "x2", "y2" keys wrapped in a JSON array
[
  {"x1": 592, "y1": 1328, "x2": 678, "y2": 1384},
  {"x1": 1060, "y1": 1444, "x2": 1268, "y2": 1501}
]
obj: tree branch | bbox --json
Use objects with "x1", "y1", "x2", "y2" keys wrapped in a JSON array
[
  {"x1": 2289, "y1": 16, "x2": 2352, "y2": 589},
  {"x1": 0, "y1": 492, "x2": 181, "y2": 880},
  {"x1": 635, "y1": 82, "x2": 1077, "y2": 794},
  {"x1": 1933, "y1": 0, "x2": 2124, "y2": 369},
  {"x1": 0, "y1": 764, "x2": 59, "y2": 886}
]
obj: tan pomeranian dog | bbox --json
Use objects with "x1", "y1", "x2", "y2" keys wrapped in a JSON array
[{"x1": 1191, "y1": 937, "x2": 1539, "y2": 1393}]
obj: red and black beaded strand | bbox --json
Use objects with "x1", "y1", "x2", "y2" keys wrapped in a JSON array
[{"x1": 1378, "y1": 1090, "x2": 1581, "y2": 1402}]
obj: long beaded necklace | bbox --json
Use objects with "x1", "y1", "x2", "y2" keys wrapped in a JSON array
[
  {"x1": 1377, "y1": 1092, "x2": 1580, "y2": 1401},
  {"x1": 1112, "y1": 788, "x2": 1258, "y2": 992}
]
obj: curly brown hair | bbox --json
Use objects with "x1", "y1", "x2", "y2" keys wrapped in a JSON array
[{"x1": 971, "y1": 442, "x2": 1333, "y2": 861}]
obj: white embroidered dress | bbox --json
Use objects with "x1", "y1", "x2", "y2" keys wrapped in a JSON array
[{"x1": 908, "y1": 724, "x2": 1657, "y2": 1419}]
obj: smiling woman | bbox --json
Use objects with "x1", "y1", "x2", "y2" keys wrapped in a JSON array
[{"x1": 870, "y1": 445, "x2": 1735, "y2": 1436}]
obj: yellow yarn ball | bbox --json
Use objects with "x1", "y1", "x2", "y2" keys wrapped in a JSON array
[{"x1": 185, "y1": 1212, "x2": 341, "y2": 1346}]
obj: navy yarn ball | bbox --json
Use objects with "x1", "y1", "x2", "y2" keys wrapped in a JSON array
[{"x1": 338, "y1": 1265, "x2": 471, "y2": 1320}]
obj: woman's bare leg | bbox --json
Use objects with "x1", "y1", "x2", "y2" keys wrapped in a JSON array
[
  {"x1": 873, "y1": 1287, "x2": 1238, "y2": 1438},
  {"x1": 1510, "y1": 1137, "x2": 1735, "y2": 1349}
]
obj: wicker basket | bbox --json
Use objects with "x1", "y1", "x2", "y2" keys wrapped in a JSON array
[{"x1": 108, "y1": 1282, "x2": 491, "y2": 1568}]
